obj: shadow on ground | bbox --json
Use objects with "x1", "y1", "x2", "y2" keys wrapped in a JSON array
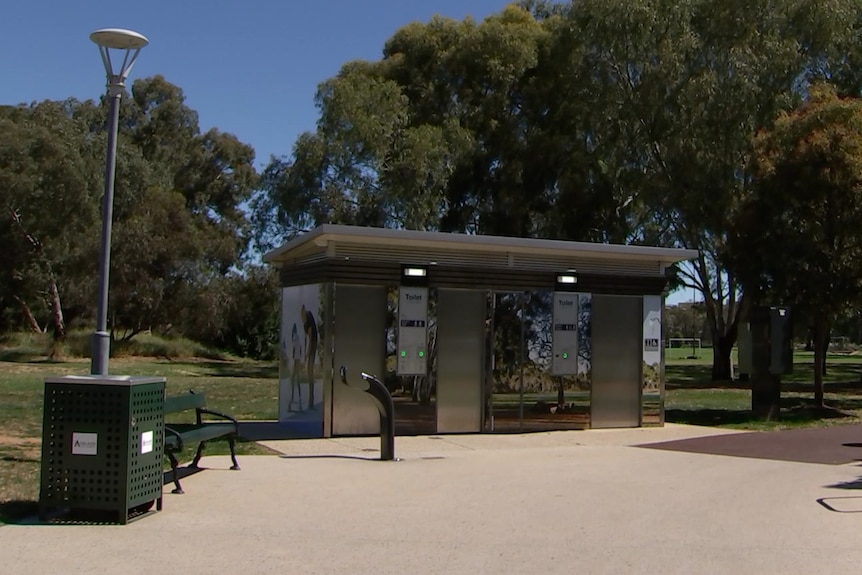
[
  {"x1": 0, "y1": 500, "x2": 38, "y2": 525},
  {"x1": 150, "y1": 359, "x2": 278, "y2": 379},
  {"x1": 667, "y1": 397, "x2": 862, "y2": 427},
  {"x1": 279, "y1": 454, "x2": 382, "y2": 462},
  {"x1": 666, "y1": 362, "x2": 862, "y2": 391},
  {"x1": 825, "y1": 477, "x2": 862, "y2": 490}
]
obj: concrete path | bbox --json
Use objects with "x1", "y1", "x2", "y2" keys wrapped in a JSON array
[{"x1": 3, "y1": 424, "x2": 861, "y2": 574}]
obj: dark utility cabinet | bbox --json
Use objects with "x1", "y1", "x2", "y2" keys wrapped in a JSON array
[
  {"x1": 749, "y1": 306, "x2": 792, "y2": 420},
  {"x1": 39, "y1": 375, "x2": 165, "y2": 524},
  {"x1": 750, "y1": 306, "x2": 793, "y2": 376}
]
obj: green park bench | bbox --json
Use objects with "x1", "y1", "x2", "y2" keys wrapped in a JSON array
[{"x1": 163, "y1": 390, "x2": 241, "y2": 494}]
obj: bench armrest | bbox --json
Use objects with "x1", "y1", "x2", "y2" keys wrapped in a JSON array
[
  {"x1": 196, "y1": 407, "x2": 239, "y2": 428},
  {"x1": 164, "y1": 425, "x2": 184, "y2": 451}
]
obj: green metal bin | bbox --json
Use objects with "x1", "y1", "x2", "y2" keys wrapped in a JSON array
[{"x1": 39, "y1": 375, "x2": 165, "y2": 524}]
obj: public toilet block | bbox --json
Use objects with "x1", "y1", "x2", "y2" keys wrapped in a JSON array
[{"x1": 264, "y1": 225, "x2": 696, "y2": 437}]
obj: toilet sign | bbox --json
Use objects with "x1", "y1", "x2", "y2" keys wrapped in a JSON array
[
  {"x1": 397, "y1": 286, "x2": 428, "y2": 375},
  {"x1": 552, "y1": 292, "x2": 579, "y2": 375}
]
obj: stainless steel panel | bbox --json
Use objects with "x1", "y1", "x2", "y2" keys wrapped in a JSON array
[
  {"x1": 591, "y1": 295, "x2": 642, "y2": 428},
  {"x1": 436, "y1": 289, "x2": 484, "y2": 433},
  {"x1": 322, "y1": 283, "x2": 334, "y2": 437},
  {"x1": 331, "y1": 285, "x2": 387, "y2": 435}
]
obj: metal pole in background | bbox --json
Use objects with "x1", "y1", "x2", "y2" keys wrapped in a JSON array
[
  {"x1": 88, "y1": 29, "x2": 148, "y2": 375},
  {"x1": 518, "y1": 292, "x2": 525, "y2": 431},
  {"x1": 91, "y1": 88, "x2": 121, "y2": 375}
]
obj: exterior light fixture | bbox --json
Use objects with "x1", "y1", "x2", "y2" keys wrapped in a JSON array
[
  {"x1": 555, "y1": 271, "x2": 578, "y2": 291},
  {"x1": 401, "y1": 264, "x2": 429, "y2": 287}
]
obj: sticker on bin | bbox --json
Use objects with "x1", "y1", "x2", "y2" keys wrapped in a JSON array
[
  {"x1": 72, "y1": 432, "x2": 98, "y2": 456},
  {"x1": 141, "y1": 430, "x2": 154, "y2": 454}
]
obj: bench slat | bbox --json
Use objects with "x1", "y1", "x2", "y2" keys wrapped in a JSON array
[
  {"x1": 164, "y1": 392, "x2": 207, "y2": 414},
  {"x1": 165, "y1": 423, "x2": 235, "y2": 451}
]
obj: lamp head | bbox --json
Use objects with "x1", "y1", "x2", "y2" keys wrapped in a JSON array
[
  {"x1": 90, "y1": 28, "x2": 148, "y2": 93},
  {"x1": 90, "y1": 28, "x2": 149, "y2": 49}
]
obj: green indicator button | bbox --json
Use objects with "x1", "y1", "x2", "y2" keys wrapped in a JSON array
[
  {"x1": 418, "y1": 351, "x2": 425, "y2": 358},
  {"x1": 562, "y1": 352, "x2": 569, "y2": 359},
  {"x1": 400, "y1": 350, "x2": 407, "y2": 357}
]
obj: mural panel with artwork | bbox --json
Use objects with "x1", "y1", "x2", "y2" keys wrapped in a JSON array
[
  {"x1": 642, "y1": 295, "x2": 663, "y2": 425},
  {"x1": 279, "y1": 284, "x2": 324, "y2": 434}
]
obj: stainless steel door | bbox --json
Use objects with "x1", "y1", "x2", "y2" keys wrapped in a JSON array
[
  {"x1": 591, "y1": 295, "x2": 642, "y2": 428},
  {"x1": 331, "y1": 284, "x2": 387, "y2": 435},
  {"x1": 436, "y1": 289, "x2": 484, "y2": 433}
]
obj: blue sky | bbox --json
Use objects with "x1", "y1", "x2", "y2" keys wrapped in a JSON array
[{"x1": 0, "y1": 0, "x2": 511, "y2": 166}]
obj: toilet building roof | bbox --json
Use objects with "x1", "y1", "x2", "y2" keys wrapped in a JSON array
[{"x1": 263, "y1": 224, "x2": 697, "y2": 273}]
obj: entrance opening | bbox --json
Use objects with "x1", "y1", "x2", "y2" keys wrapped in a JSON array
[{"x1": 487, "y1": 291, "x2": 589, "y2": 432}]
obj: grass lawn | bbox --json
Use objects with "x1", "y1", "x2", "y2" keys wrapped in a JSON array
[
  {"x1": 665, "y1": 348, "x2": 862, "y2": 430},
  {"x1": 0, "y1": 357, "x2": 282, "y2": 524},
  {"x1": 2, "y1": 347, "x2": 862, "y2": 523}
]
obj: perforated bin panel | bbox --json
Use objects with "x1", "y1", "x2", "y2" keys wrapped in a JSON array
[
  {"x1": 39, "y1": 376, "x2": 165, "y2": 524},
  {"x1": 127, "y1": 384, "x2": 164, "y2": 504}
]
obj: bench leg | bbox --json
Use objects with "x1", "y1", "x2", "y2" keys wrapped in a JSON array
[
  {"x1": 190, "y1": 441, "x2": 206, "y2": 468},
  {"x1": 167, "y1": 452, "x2": 185, "y2": 494},
  {"x1": 228, "y1": 436, "x2": 241, "y2": 471}
]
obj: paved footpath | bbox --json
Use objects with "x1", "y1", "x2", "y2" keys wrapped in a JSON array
[{"x1": 3, "y1": 424, "x2": 862, "y2": 575}]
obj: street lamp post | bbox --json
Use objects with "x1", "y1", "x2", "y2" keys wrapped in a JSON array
[{"x1": 89, "y1": 28, "x2": 148, "y2": 375}]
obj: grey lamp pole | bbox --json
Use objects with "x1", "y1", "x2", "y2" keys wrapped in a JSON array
[{"x1": 89, "y1": 28, "x2": 148, "y2": 375}]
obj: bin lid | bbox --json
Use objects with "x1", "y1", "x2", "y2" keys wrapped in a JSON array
[{"x1": 44, "y1": 375, "x2": 166, "y2": 386}]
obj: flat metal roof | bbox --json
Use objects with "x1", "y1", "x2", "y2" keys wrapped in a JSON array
[{"x1": 263, "y1": 225, "x2": 697, "y2": 267}]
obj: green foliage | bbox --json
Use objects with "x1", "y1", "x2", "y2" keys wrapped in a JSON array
[
  {"x1": 0, "y1": 76, "x2": 265, "y2": 356},
  {"x1": 180, "y1": 266, "x2": 281, "y2": 360},
  {"x1": 731, "y1": 83, "x2": 862, "y2": 311},
  {"x1": 728, "y1": 83, "x2": 862, "y2": 402},
  {"x1": 0, "y1": 99, "x2": 102, "y2": 332},
  {"x1": 0, "y1": 329, "x2": 225, "y2": 362},
  {"x1": 254, "y1": 0, "x2": 862, "y2": 383},
  {"x1": 6, "y1": 1, "x2": 862, "y2": 371}
]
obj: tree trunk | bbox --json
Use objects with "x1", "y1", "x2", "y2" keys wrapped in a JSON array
[
  {"x1": 690, "y1": 251, "x2": 744, "y2": 383},
  {"x1": 711, "y1": 329, "x2": 736, "y2": 381},
  {"x1": 804, "y1": 327, "x2": 814, "y2": 352},
  {"x1": 751, "y1": 372, "x2": 782, "y2": 420},
  {"x1": 47, "y1": 279, "x2": 66, "y2": 361},
  {"x1": 13, "y1": 295, "x2": 43, "y2": 333},
  {"x1": 48, "y1": 279, "x2": 65, "y2": 340},
  {"x1": 813, "y1": 315, "x2": 828, "y2": 408}
]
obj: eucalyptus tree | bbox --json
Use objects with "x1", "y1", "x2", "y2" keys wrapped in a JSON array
[
  {"x1": 728, "y1": 84, "x2": 862, "y2": 406},
  {"x1": 0, "y1": 100, "x2": 101, "y2": 344},
  {"x1": 255, "y1": 7, "x2": 559, "y2": 246},
  {"x1": 0, "y1": 77, "x2": 259, "y2": 349},
  {"x1": 255, "y1": 0, "x2": 862, "y2": 381},
  {"x1": 99, "y1": 76, "x2": 259, "y2": 338},
  {"x1": 561, "y1": 0, "x2": 861, "y2": 380}
]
